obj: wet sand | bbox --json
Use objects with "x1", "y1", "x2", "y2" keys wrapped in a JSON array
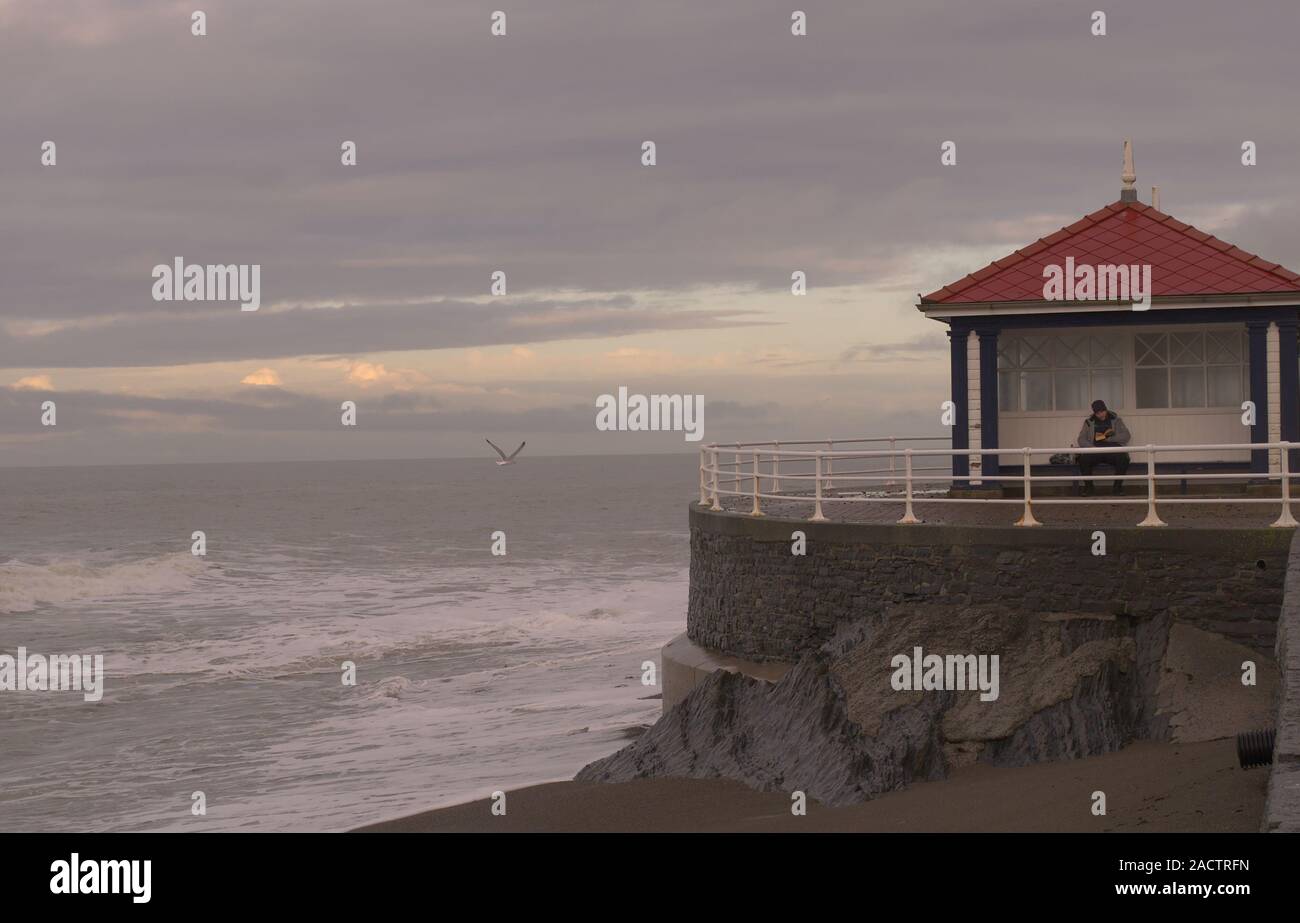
[{"x1": 356, "y1": 738, "x2": 1266, "y2": 833}]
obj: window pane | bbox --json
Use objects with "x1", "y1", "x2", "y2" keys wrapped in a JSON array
[
  {"x1": 1021, "y1": 371, "x2": 1052, "y2": 411},
  {"x1": 1136, "y1": 367, "x2": 1169, "y2": 408},
  {"x1": 1090, "y1": 334, "x2": 1123, "y2": 367},
  {"x1": 998, "y1": 338, "x2": 1018, "y2": 369},
  {"x1": 1171, "y1": 366, "x2": 1206, "y2": 408},
  {"x1": 1135, "y1": 333, "x2": 1168, "y2": 366},
  {"x1": 1054, "y1": 370, "x2": 1089, "y2": 410},
  {"x1": 1206, "y1": 330, "x2": 1242, "y2": 363},
  {"x1": 998, "y1": 371, "x2": 1018, "y2": 411},
  {"x1": 1207, "y1": 365, "x2": 1243, "y2": 407},
  {"x1": 1020, "y1": 336, "x2": 1050, "y2": 368},
  {"x1": 1090, "y1": 369, "x2": 1123, "y2": 408},
  {"x1": 1170, "y1": 331, "x2": 1204, "y2": 364},
  {"x1": 1054, "y1": 335, "x2": 1087, "y2": 368}
]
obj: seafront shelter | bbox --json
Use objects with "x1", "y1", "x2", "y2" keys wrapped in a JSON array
[
  {"x1": 920, "y1": 149, "x2": 1300, "y2": 486},
  {"x1": 673, "y1": 151, "x2": 1300, "y2": 828}
]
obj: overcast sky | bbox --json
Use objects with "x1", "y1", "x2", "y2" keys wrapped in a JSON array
[{"x1": 3, "y1": 0, "x2": 1299, "y2": 466}]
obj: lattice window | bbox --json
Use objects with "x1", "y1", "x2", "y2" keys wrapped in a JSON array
[
  {"x1": 998, "y1": 332, "x2": 1125, "y2": 412},
  {"x1": 1135, "y1": 330, "x2": 1245, "y2": 409}
]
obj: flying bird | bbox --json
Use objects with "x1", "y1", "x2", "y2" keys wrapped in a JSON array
[{"x1": 486, "y1": 439, "x2": 526, "y2": 466}]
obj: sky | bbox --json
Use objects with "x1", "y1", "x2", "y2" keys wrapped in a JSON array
[{"x1": 3, "y1": 0, "x2": 1300, "y2": 466}]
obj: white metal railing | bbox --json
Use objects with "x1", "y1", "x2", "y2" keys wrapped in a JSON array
[{"x1": 697, "y1": 438, "x2": 1300, "y2": 528}]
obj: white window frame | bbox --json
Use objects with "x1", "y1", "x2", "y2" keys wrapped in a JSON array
[
  {"x1": 1134, "y1": 329, "x2": 1246, "y2": 410},
  {"x1": 997, "y1": 331, "x2": 1125, "y2": 413},
  {"x1": 998, "y1": 324, "x2": 1249, "y2": 418}
]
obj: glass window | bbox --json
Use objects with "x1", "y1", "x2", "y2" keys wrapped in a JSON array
[
  {"x1": 998, "y1": 371, "x2": 1017, "y2": 411},
  {"x1": 1091, "y1": 368, "x2": 1123, "y2": 407},
  {"x1": 1090, "y1": 334, "x2": 1124, "y2": 367},
  {"x1": 1171, "y1": 366, "x2": 1206, "y2": 408},
  {"x1": 1054, "y1": 369, "x2": 1089, "y2": 410},
  {"x1": 1053, "y1": 335, "x2": 1088, "y2": 368},
  {"x1": 999, "y1": 329, "x2": 1243, "y2": 411},
  {"x1": 1206, "y1": 331, "x2": 1242, "y2": 363},
  {"x1": 1136, "y1": 367, "x2": 1169, "y2": 408},
  {"x1": 1019, "y1": 336, "x2": 1051, "y2": 368},
  {"x1": 1135, "y1": 333, "x2": 1168, "y2": 366},
  {"x1": 1170, "y1": 331, "x2": 1204, "y2": 364},
  {"x1": 998, "y1": 332, "x2": 1124, "y2": 411},
  {"x1": 1021, "y1": 371, "x2": 1053, "y2": 411},
  {"x1": 1130, "y1": 329, "x2": 1244, "y2": 409},
  {"x1": 1208, "y1": 365, "x2": 1243, "y2": 406}
]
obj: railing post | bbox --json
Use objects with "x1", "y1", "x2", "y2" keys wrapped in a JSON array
[
  {"x1": 826, "y1": 440, "x2": 834, "y2": 479},
  {"x1": 1273, "y1": 441, "x2": 1298, "y2": 527},
  {"x1": 1137, "y1": 444, "x2": 1166, "y2": 527},
  {"x1": 897, "y1": 448, "x2": 920, "y2": 524},
  {"x1": 810, "y1": 453, "x2": 828, "y2": 522},
  {"x1": 749, "y1": 450, "x2": 765, "y2": 517},
  {"x1": 886, "y1": 435, "x2": 897, "y2": 487},
  {"x1": 1014, "y1": 447, "x2": 1041, "y2": 527},
  {"x1": 772, "y1": 441, "x2": 781, "y2": 494},
  {"x1": 698, "y1": 446, "x2": 709, "y2": 506},
  {"x1": 709, "y1": 447, "x2": 722, "y2": 512}
]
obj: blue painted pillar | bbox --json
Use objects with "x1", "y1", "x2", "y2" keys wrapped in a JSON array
[
  {"x1": 1247, "y1": 320, "x2": 1270, "y2": 475},
  {"x1": 1278, "y1": 317, "x2": 1299, "y2": 473},
  {"x1": 977, "y1": 328, "x2": 1000, "y2": 485},
  {"x1": 948, "y1": 327, "x2": 969, "y2": 484}
]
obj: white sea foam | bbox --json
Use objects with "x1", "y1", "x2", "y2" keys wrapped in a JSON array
[
  {"x1": 361, "y1": 676, "x2": 414, "y2": 701},
  {"x1": 0, "y1": 553, "x2": 209, "y2": 614},
  {"x1": 0, "y1": 454, "x2": 696, "y2": 832},
  {"x1": 110, "y1": 571, "x2": 683, "y2": 680}
]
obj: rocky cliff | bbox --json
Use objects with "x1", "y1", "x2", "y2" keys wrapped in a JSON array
[{"x1": 578, "y1": 602, "x2": 1275, "y2": 804}]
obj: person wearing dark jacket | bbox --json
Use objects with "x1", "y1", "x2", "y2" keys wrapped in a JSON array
[{"x1": 1076, "y1": 400, "x2": 1131, "y2": 496}]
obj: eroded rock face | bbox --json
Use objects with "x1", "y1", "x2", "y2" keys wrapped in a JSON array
[
  {"x1": 576, "y1": 655, "x2": 948, "y2": 807},
  {"x1": 1155, "y1": 623, "x2": 1277, "y2": 742},
  {"x1": 579, "y1": 603, "x2": 1256, "y2": 804}
]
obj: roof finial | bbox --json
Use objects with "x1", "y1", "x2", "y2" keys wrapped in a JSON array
[{"x1": 1120, "y1": 139, "x2": 1137, "y2": 202}]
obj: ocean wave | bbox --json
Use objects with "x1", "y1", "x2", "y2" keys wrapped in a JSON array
[
  {"x1": 360, "y1": 676, "x2": 413, "y2": 702},
  {"x1": 0, "y1": 553, "x2": 209, "y2": 614}
]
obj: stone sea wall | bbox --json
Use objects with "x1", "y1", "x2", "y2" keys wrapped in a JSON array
[
  {"x1": 577, "y1": 506, "x2": 1288, "y2": 808},
  {"x1": 687, "y1": 505, "x2": 1288, "y2": 662}
]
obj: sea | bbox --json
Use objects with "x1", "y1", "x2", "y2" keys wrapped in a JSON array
[{"x1": 0, "y1": 454, "x2": 693, "y2": 832}]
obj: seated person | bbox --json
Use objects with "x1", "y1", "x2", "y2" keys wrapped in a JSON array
[{"x1": 1076, "y1": 399, "x2": 1131, "y2": 496}]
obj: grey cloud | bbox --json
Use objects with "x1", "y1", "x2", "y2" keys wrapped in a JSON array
[
  {"x1": 5, "y1": 0, "x2": 1300, "y2": 331},
  {"x1": 839, "y1": 333, "x2": 948, "y2": 364},
  {"x1": 2, "y1": 0, "x2": 1298, "y2": 463},
  {"x1": 0, "y1": 298, "x2": 765, "y2": 368},
  {"x1": 0, "y1": 382, "x2": 784, "y2": 437}
]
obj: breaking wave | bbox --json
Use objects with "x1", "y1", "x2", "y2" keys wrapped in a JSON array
[{"x1": 0, "y1": 553, "x2": 209, "y2": 614}]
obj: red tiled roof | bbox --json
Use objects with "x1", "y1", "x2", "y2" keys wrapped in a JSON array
[{"x1": 920, "y1": 200, "x2": 1300, "y2": 305}]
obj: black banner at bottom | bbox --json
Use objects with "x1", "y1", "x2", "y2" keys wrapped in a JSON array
[{"x1": 0, "y1": 832, "x2": 1286, "y2": 909}]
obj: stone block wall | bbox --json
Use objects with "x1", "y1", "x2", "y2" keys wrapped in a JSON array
[{"x1": 688, "y1": 505, "x2": 1289, "y2": 662}]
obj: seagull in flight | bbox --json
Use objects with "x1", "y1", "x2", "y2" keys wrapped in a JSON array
[{"x1": 486, "y1": 439, "x2": 526, "y2": 466}]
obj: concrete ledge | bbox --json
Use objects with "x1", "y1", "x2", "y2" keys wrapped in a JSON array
[{"x1": 661, "y1": 632, "x2": 792, "y2": 712}]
